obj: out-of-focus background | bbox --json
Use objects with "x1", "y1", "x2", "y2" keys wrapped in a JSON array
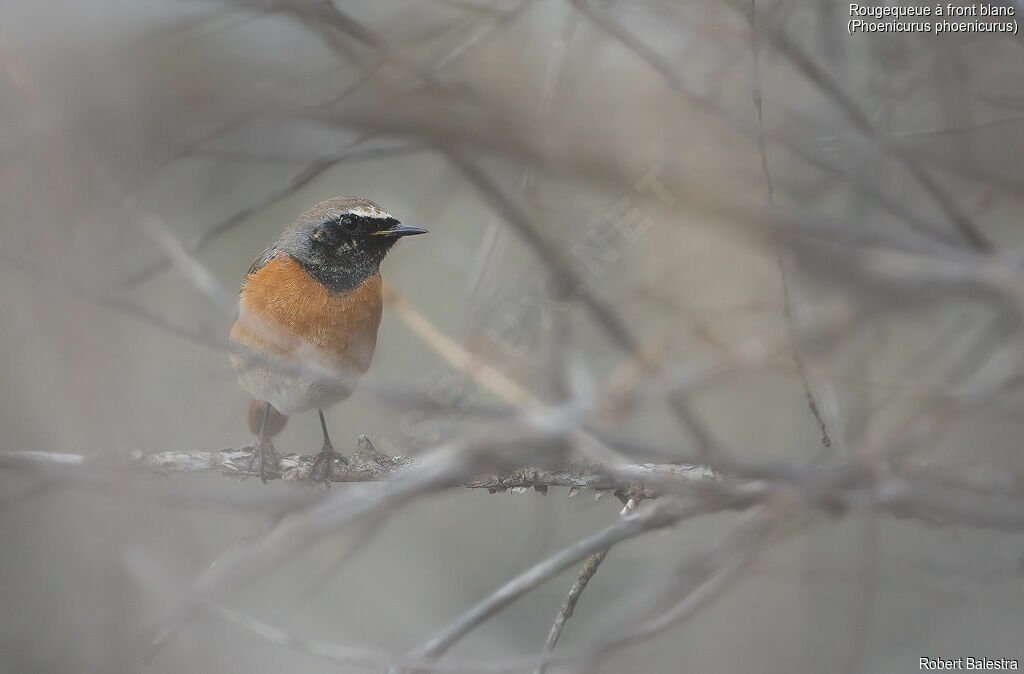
[{"x1": 1, "y1": 1, "x2": 1024, "y2": 672}]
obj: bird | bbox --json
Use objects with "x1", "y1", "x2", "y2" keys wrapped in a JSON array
[{"x1": 228, "y1": 196, "x2": 427, "y2": 483}]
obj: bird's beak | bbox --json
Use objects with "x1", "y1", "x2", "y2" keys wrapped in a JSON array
[{"x1": 373, "y1": 223, "x2": 428, "y2": 238}]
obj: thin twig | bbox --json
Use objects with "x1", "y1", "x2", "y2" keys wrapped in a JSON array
[
  {"x1": 121, "y1": 138, "x2": 415, "y2": 288},
  {"x1": 571, "y1": 506, "x2": 782, "y2": 668},
  {"x1": 564, "y1": 0, "x2": 965, "y2": 249},
  {"x1": 745, "y1": 0, "x2": 835, "y2": 450},
  {"x1": 384, "y1": 281, "x2": 536, "y2": 407},
  {"x1": 445, "y1": 150, "x2": 717, "y2": 457},
  {"x1": 728, "y1": 0, "x2": 992, "y2": 251},
  {"x1": 395, "y1": 496, "x2": 744, "y2": 673},
  {"x1": 534, "y1": 498, "x2": 637, "y2": 674}
]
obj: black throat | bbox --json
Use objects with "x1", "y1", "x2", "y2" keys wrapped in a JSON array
[
  {"x1": 298, "y1": 237, "x2": 394, "y2": 294},
  {"x1": 302, "y1": 259, "x2": 376, "y2": 293}
]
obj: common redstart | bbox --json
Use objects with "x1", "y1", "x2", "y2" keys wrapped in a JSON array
[{"x1": 228, "y1": 197, "x2": 427, "y2": 482}]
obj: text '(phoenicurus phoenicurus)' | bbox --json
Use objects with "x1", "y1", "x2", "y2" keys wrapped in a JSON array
[{"x1": 228, "y1": 197, "x2": 427, "y2": 483}]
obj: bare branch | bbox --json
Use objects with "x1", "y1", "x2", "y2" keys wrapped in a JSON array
[
  {"x1": 571, "y1": 506, "x2": 782, "y2": 666},
  {"x1": 728, "y1": 0, "x2": 992, "y2": 250},
  {"x1": 397, "y1": 496, "x2": 742, "y2": 673},
  {"x1": 121, "y1": 138, "x2": 417, "y2": 288},
  {"x1": 535, "y1": 498, "x2": 637, "y2": 674},
  {"x1": 0, "y1": 446, "x2": 713, "y2": 499},
  {"x1": 745, "y1": 0, "x2": 835, "y2": 451}
]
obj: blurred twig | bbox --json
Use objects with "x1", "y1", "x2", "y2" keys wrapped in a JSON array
[
  {"x1": 535, "y1": 498, "x2": 637, "y2": 674},
  {"x1": 396, "y1": 495, "x2": 744, "y2": 673},
  {"x1": 446, "y1": 151, "x2": 717, "y2": 457},
  {"x1": 728, "y1": 0, "x2": 992, "y2": 250},
  {"x1": 745, "y1": 0, "x2": 835, "y2": 451},
  {"x1": 120, "y1": 137, "x2": 416, "y2": 288}
]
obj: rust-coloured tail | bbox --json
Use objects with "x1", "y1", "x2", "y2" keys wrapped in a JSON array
[{"x1": 248, "y1": 400, "x2": 288, "y2": 437}]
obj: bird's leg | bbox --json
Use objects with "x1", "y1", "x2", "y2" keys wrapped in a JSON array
[
  {"x1": 249, "y1": 402, "x2": 280, "y2": 483},
  {"x1": 318, "y1": 408, "x2": 335, "y2": 454},
  {"x1": 310, "y1": 409, "x2": 347, "y2": 485}
]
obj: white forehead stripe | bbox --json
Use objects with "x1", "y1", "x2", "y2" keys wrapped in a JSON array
[{"x1": 345, "y1": 205, "x2": 393, "y2": 219}]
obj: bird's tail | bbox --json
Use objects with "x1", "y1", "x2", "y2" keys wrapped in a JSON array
[{"x1": 248, "y1": 400, "x2": 288, "y2": 437}]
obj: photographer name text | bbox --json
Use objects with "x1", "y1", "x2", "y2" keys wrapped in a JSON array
[{"x1": 921, "y1": 657, "x2": 1019, "y2": 670}]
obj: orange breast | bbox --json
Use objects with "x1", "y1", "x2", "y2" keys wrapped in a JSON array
[{"x1": 229, "y1": 254, "x2": 383, "y2": 376}]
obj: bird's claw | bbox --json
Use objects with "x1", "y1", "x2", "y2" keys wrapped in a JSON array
[
  {"x1": 249, "y1": 436, "x2": 280, "y2": 484},
  {"x1": 309, "y1": 442, "x2": 347, "y2": 487}
]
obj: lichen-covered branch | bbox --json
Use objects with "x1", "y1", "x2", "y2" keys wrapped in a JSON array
[{"x1": 0, "y1": 442, "x2": 713, "y2": 501}]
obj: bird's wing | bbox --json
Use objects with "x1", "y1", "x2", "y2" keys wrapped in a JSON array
[{"x1": 244, "y1": 245, "x2": 279, "y2": 283}]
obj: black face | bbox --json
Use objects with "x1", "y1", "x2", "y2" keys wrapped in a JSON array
[
  {"x1": 296, "y1": 213, "x2": 427, "y2": 293},
  {"x1": 310, "y1": 214, "x2": 401, "y2": 244}
]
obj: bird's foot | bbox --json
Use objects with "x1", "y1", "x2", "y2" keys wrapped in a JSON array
[
  {"x1": 309, "y1": 440, "x2": 348, "y2": 487},
  {"x1": 248, "y1": 436, "x2": 280, "y2": 484}
]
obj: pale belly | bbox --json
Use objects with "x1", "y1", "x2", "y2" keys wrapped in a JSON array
[{"x1": 232, "y1": 359, "x2": 351, "y2": 415}]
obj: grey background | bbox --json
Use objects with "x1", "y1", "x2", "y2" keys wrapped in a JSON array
[{"x1": 0, "y1": 1, "x2": 1022, "y2": 672}]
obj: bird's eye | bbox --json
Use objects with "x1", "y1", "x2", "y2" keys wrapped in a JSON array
[{"x1": 341, "y1": 217, "x2": 358, "y2": 232}]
